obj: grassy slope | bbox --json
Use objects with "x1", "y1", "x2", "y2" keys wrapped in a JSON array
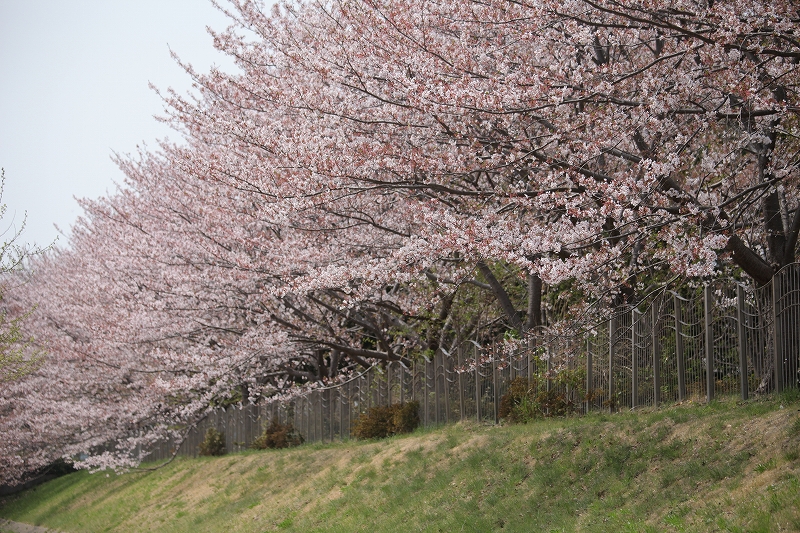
[{"x1": 1, "y1": 395, "x2": 800, "y2": 533}]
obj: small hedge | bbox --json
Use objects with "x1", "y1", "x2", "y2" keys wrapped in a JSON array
[
  {"x1": 351, "y1": 401, "x2": 420, "y2": 439},
  {"x1": 198, "y1": 427, "x2": 226, "y2": 456},
  {"x1": 251, "y1": 420, "x2": 304, "y2": 449},
  {"x1": 499, "y1": 376, "x2": 579, "y2": 423}
]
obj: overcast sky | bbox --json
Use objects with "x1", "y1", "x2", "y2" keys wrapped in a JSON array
[{"x1": 0, "y1": 0, "x2": 241, "y2": 250}]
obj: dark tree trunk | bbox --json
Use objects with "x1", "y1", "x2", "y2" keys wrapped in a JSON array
[
  {"x1": 526, "y1": 273, "x2": 542, "y2": 330},
  {"x1": 764, "y1": 191, "x2": 787, "y2": 267},
  {"x1": 427, "y1": 290, "x2": 455, "y2": 355},
  {"x1": 477, "y1": 261, "x2": 524, "y2": 334},
  {"x1": 727, "y1": 235, "x2": 774, "y2": 286}
]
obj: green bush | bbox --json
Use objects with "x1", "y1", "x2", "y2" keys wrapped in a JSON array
[
  {"x1": 198, "y1": 427, "x2": 226, "y2": 456},
  {"x1": 352, "y1": 405, "x2": 393, "y2": 439},
  {"x1": 498, "y1": 376, "x2": 531, "y2": 421},
  {"x1": 251, "y1": 420, "x2": 304, "y2": 449},
  {"x1": 391, "y1": 401, "x2": 421, "y2": 434},
  {"x1": 499, "y1": 377, "x2": 580, "y2": 423},
  {"x1": 352, "y1": 401, "x2": 420, "y2": 439}
]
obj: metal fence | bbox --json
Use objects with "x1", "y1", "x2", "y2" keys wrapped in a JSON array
[{"x1": 148, "y1": 263, "x2": 800, "y2": 461}]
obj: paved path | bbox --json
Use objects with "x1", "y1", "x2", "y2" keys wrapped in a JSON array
[{"x1": 0, "y1": 519, "x2": 61, "y2": 533}]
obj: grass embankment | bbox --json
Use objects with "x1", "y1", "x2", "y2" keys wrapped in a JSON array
[{"x1": 2, "y1": 395, "x2": 800, "y2": 533}]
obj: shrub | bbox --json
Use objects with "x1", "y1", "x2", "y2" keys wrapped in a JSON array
[
  {"x1": 391, "y1": 401, "x2": 421, "y2": 434},
  {"x1": 352, "y1": 405, "x2": 393, "y2": 439},
  {"x1": 352, "y1": 401, "x2": 420, "y2": 439},
  {"x1": 499, "y1": 377, "x2": 580, "y2": 423},
  {"x1": 499, "y1": 376, "x2": 532, "y2": 421},
  {"x1": 198, "y1": 427, "x2": 226, "y2": 456},
  {"x1": 251, "y1": 420, "x2": 304, "y2": 449}
]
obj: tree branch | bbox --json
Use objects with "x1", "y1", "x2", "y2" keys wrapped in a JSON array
[
  {"x1": 726, "y1": 235, "x2": 774, "y2": 285},
  {"x1": 476, "y1": 261, "x2": 524, "y2": 333}
]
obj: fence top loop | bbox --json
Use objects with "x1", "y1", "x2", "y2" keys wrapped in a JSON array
[{"x1": 270, "y1": 364, "x2": 378, "y2": 398}]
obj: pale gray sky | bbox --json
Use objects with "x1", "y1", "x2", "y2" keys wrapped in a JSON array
[{"x1": 0, "y1": 0, "x2": 241, "y2": 249}]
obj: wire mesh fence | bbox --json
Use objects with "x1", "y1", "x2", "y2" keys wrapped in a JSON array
[{"x1": 148, "y1": 264, "x2": 800, "y2": 461}]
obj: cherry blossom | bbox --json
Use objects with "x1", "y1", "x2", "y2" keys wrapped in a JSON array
[{"x1": 3, "y1": 0, "x2": 800, "y2": 482}]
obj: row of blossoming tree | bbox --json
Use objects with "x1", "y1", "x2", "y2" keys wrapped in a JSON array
[{"x1": 2, "y1": 0, "x2": 800, "y2": 485}]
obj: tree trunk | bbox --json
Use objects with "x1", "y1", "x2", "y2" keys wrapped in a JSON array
[
  {"x1": 476, "y1": 261, "x2": 524, "y2": 334},
  {"x1": 526, "y1": 273, "x2": 542, "y2": 330}
]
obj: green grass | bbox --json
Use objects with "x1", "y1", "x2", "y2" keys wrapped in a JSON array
[{"x1": 2, "y1": 394, "x2": 800, "y2": 532}]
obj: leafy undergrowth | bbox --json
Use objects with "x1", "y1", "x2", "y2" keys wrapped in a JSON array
[{"x1": 2, "y1": 394, "x2": 800, "y2": 533}]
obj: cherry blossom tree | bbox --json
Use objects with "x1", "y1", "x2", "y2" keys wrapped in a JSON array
[
  {"x1": 0, "y1": 139, "x2": 461, "y2": 484},
  {"x1": 195, "y1": 0, "x2": 799, "y2": 301},
  {"x1": 4, "y1": 0, "x2": 800, "y2": 482},
  {"x1": 0, "y1": 171, "x2": 45, "y2": 385}
]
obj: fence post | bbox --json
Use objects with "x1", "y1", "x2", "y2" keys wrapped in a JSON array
[
  {"x1": 309, "y1": 394, "x2": 314, "y2": 443},
  {"x1": 632, "y1": 309, "x2": 639, "y2": 409},
  {"x1": 509, "y1": 346, "x2": 516, "y2": 382},
  {"x1": 527, "y1": 336, "x2": 533, "y2": 384},
  {"x1": 347, "y1": 381, "x2": 352, "y2": 438},
  {"x1": 317, "y1": 393, "x2": 323, "y2": 442},
  {"x1": 400, "y1": 362, "x2": 406, "y2": 404},
  {"x1": 314, "y1": 394, "x2": 319, "y2": 443},
  {"x1": 674, "y1": 294, "x2": 686, "y2": 401},
  {"x1": 444, "y1": 353, "x2": 450, "y2": 424},
  {"x1": 435, "y1": 354, "x2": 441, "y2": 425},
  {"x1": 425, "y1": 359, "x2": 430, "y2": 427},
  {"x1": 652, "y1": 303, "x2": 661, "y2": 407},
  {"x1": 458, "y1": 346, "x2": 465, "y2": 421},
  {"x1": 338, "y1": 387, "x2": 344, "y2": 441},
  {"x1": 475, "y1": 357, "x2": 481, "y2": 422},
  {"x1": 366, "y1": 370, "x2": 372, "y2": 412},
  {"x1": 546, "y1": 345, "x2": 552, "y2": 393},
  {"x1": 329, "y1": 389, "x2": 334, "y2": 442},
  {"x1": 320, "y1": 392, "x2": 325, "y2": 442},
  {"x1": 386, "y1": 365, "x2": 390, "y2": 405},
  {"x1": 586, "y1": 337, "x2": 593, "y2": 414},
  {"x1": 493, "y1": 360, "x2": 500, "y2": 423},
  {"x1": 737, "y1": 284, "x2": 749, "y2": 400},
  {"x1": 566, "y1": 345, "x2": 573, "y2": 406},
  {"x1": 609, "y1": 315, "x2": 616, "y2": 413},
  {"x1": 305, "y1": 397, "x2": 311, "y2": 442},
  {"x1": 704, "y1": 283, "x2": 715, "y2": 403},
  {"x1": 773, "y1": 275, "x2": 784, "y2": 394},
  {"x1": 290, "y1": 400, "x2": 295, "y2": 439}
]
